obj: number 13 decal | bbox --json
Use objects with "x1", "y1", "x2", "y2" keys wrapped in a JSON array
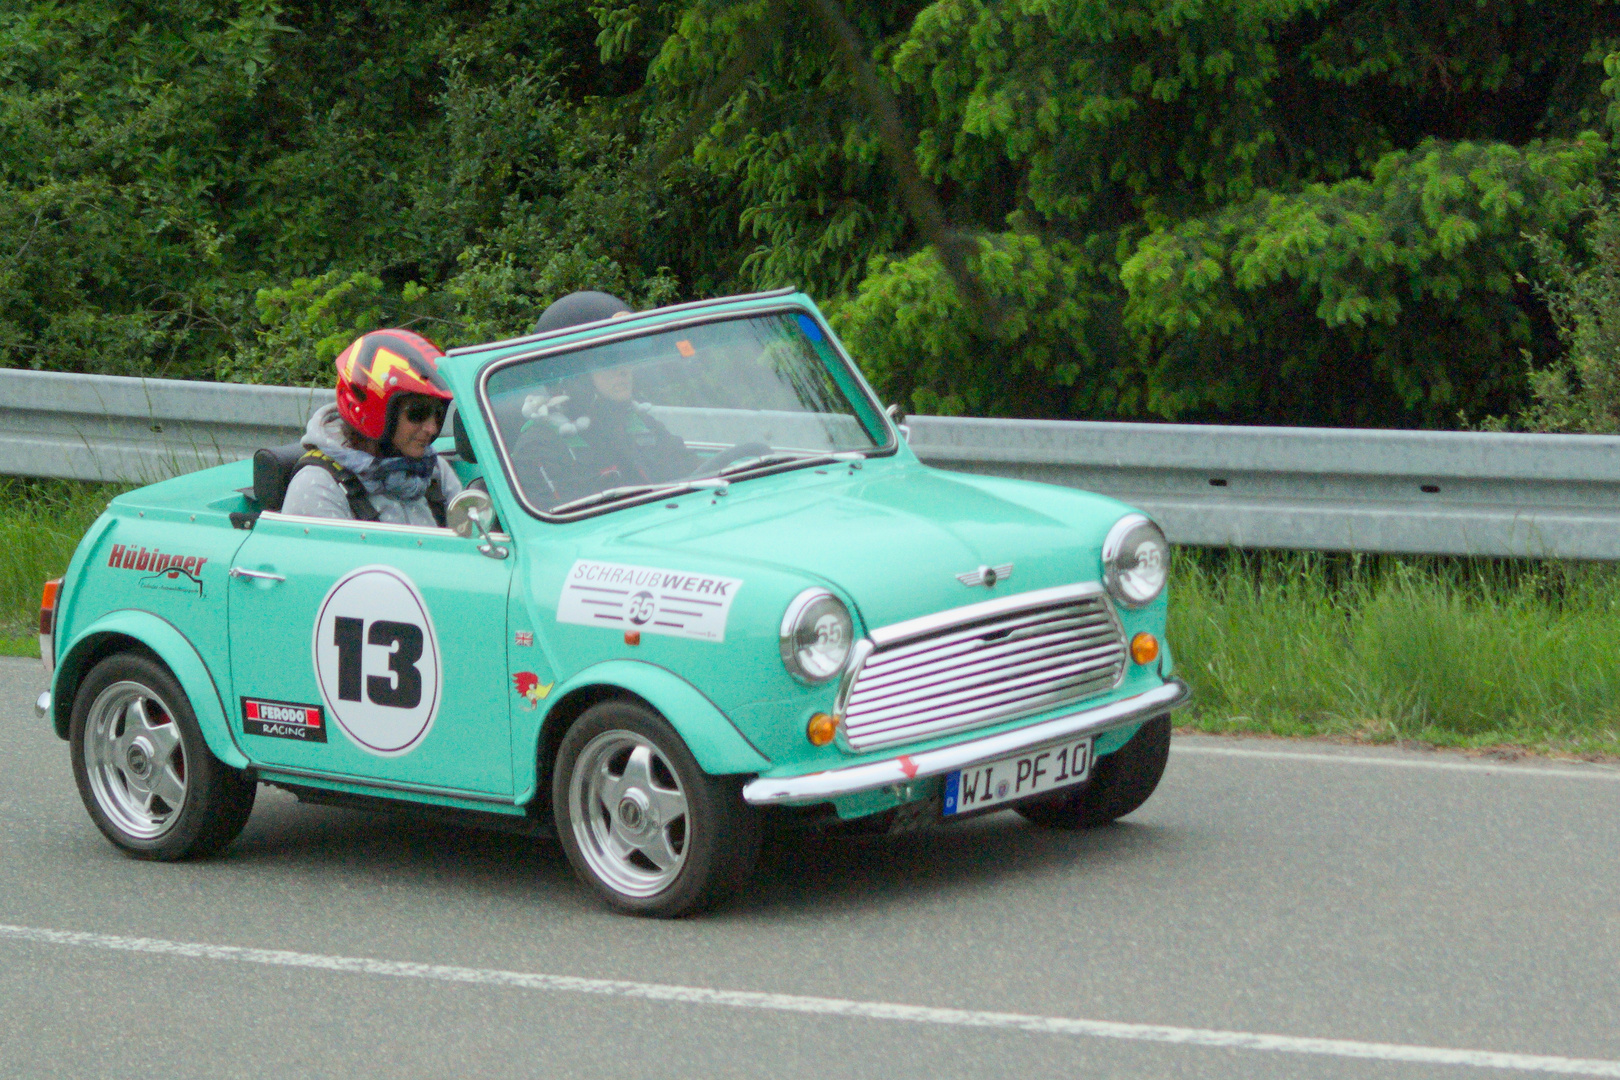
[
  {"x1": 333, "y1": 617, "x2": 424, "y2": 708},
  {"x1": 314, "y1": 567, "x2": 441, "y2": 756}
]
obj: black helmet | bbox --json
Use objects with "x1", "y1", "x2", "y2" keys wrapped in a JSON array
[{"x1": 531, "y1": 291, "x2": 632, "y2": 335}]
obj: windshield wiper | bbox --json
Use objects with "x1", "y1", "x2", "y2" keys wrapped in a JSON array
[
  {"x1": 548, "y1": 478, "x2": 727, "y2": 516},
  {"x1": 716, "y1": 450, "x2": 868, "y2": 478},
  {"x1": 549, "y1": 452, "x2": 867, "y2": 514},
  {"x1": 717, "y1": 452, "x2": 816, "y2": 477}
]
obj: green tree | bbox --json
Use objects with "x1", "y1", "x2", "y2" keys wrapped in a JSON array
[
  {"x1": 0, "y1": 0, "x2": 703, "y2": 381},
  {"x1": 618, "y1": 0, "x2": 1620, "y2": 425}
]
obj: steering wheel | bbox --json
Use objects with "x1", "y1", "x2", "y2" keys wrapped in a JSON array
[{"x1": 683, "y1": 441, "x2": 772, "y2": 480}]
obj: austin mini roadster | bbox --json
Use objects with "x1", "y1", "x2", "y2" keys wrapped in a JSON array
[{"x1": 37, "y1": 288, "x2": 1189, "y2": 916}]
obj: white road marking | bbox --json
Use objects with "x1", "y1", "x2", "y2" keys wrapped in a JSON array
[
  {"x1": 3, "y1": 923, "x2": 1617, "y2": 1076},
  {"x1": 1173, "y1": 742, "x2": 1620, "y2": 781}
]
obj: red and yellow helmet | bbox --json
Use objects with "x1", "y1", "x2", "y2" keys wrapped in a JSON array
[{"x1": 334, "y1": 329, "x2": 452, "y2": 442}]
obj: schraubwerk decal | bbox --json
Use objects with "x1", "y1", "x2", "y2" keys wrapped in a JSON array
[{"x1": 556, "y1": 559, "x2": 742, "y2": 642}]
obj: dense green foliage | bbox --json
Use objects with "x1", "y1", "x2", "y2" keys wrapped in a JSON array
[
  {"x1": 0, "y1": 0, "x2": 696, "y2": 383},
  {"x1": 4, "y1": 1, "x2": 1620, "y2": 424},
  {"x1": 653, "y1": 0, "x2": 1620, "y2": 425},
  {"x1": 1495, "y1": 186, "x2": 1620, "y2": 433}
]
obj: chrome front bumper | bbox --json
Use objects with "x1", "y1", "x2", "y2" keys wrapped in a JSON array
[{"x1": 740, "y1": 678, "x2": 1190, "y2": 806}]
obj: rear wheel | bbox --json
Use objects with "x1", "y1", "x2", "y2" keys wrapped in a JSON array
[
  {"x1": 1016, "y1": 716, "x2": 1171, "y2": 829},
  {"x1": 553, "y1": 699, "x2": 760, "y2": 917},
  {"x1": 70, "y1": 653, "x2": 257, "y2": 859}
]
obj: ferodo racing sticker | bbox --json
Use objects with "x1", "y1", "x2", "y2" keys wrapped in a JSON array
[
  {"x1": 557, "y1": 559, "x2": 742, "y2": 643},
  {"x1": 242, "y1": 697, "x2": 326, "y2": 743},
  {"x1": 312, "y1": 566, "x2": 441, "y2": 756}
]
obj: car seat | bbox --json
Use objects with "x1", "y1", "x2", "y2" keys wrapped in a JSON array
[{"x1": 251, "y1": 442, "x2": 306, "y2": 512}]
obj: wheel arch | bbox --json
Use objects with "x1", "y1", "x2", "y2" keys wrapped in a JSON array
[
  {"x1": 521, "y1": 660, "x2": 769, "y2": 812},
  {"x1": 52, "y1": 611, "x2": 249, "y2": 769}
]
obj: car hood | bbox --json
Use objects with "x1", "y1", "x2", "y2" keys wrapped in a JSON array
[{"x1": 611, "y1": 462, "x2": 1133, "y2": 632}]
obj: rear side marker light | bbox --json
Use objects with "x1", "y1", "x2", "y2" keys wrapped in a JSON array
[
  {"x1": 40, "y1": 579, "x2": 60, "y2": 636},
  {"x1": 40, "y1": 578, "x2": 61, "y2": 675}
]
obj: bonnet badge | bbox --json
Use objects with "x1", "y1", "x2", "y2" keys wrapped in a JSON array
[{"x1": 956, "y1": 563, "x2": 1013, "y2": 588}]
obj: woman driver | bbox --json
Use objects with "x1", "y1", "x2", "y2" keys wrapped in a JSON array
[{"x1": 282, "y1": 329, "x2": 462, "y2": 526}]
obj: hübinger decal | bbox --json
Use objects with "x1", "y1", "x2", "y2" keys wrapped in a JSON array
[
  {"x1": 557, "y1": 559, "x2": 742, "y2": 643},
  {"x1": 108, "y1": 544, "x2": 208, "y2": 598}
]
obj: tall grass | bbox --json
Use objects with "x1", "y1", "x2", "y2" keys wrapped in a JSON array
[
  {"x1": 1171, "y1": 551, "x2": 1620, "y2": 756},
  {"x1": 0, "y1": 479, "x2": 121, "y2": 653},
  {"x1": 0, "y1": 480, "x2": 1615, "y2": 755}
]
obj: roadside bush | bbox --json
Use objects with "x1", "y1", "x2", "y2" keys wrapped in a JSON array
[{"x1": 1500, "y1": 190, "x2": 1620, "y2": 434}]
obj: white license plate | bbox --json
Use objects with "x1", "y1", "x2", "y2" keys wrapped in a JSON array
[{"x1": 942, "y1": 737, "x2": 1092, "y2": 816}]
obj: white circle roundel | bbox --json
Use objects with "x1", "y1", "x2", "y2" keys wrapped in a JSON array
[{"x1": 312, "y1": 566, "x2": 441, "y2": 756}]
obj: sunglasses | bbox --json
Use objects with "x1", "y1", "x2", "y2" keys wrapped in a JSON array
[{"x1": 402, "y1": 401, "x2": 447, "y2": 425}]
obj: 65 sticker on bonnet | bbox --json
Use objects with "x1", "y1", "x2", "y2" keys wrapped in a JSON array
[
  {"x1": 312, "y1": 566, "x2": 442, "y2": 756},
  {"x1": 557, "y1": 560, "x2": 742, "y2": 642}
]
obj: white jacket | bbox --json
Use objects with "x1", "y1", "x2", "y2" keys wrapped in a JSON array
[{"x1": 280, "y1": 404, "x2": 462, "y2": 528}]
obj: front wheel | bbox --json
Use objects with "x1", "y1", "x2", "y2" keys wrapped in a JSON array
[
  {"x1": 553, "y1": 699, "x2": 760, "y2": 917},
  {"x1": 70, "y1": 652, "x2": 257, "y2": 859},
  {"x1": 1016, "y1": 716, "x2": 1171, "y2": 829}
]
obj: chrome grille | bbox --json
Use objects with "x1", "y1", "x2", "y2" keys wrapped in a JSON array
[{"x1": 840, "y1": 586, "x2": 1125, "y2": 752}]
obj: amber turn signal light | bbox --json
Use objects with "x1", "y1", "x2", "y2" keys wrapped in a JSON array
[
  {"x1": 1130, "y1": 632, "x2": 1159, "y2": 665},
  {"x1": 806, "y1": 712, "x2": 839, "y2": 746}
]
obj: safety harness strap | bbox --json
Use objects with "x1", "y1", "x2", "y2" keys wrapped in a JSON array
[
  {"x1": 292, "y1": 449, "x2": 448, "y2": 528},
  {"x1": 293, "y1": 449, "x2": 380, "y2": 521}
]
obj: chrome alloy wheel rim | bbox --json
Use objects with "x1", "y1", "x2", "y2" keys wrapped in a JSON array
[
  {"x1": 568, "y1": 731, "x2": 690, "y2": 897},
  {"x1": 82, "y1": 681, "x2": 187, "y2": 840}
]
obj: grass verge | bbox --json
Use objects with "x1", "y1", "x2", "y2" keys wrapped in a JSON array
[
  {"x1": 0, "y1": 480, "x2": 1614, "y2": 758},
  {"x1": 0, "y1": 478, "x2": 123, "y2": 657},
  {"x1": 1170, "y1": 550, "x2": 1620, "y2": 759}
]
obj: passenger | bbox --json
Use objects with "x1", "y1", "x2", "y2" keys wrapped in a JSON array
[
  {"x1": 513, "y1": 292, "x2": 696, "y2": 498},
  {"x1": 281, "y1": 329, "x2": 462, "y2": 526},
  {"x1": 570, "y1": 363, "x2": 696, "y2": 486},
  {"x1": 530, "y1": 289, "x2": 635, "y2": 335}
]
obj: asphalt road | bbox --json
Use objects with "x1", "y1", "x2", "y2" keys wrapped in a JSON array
[{"x1": 1, "y1": 655, "x2": 1617, "y2": 1080}]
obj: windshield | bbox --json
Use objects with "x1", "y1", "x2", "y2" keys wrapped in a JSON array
[{"x1": 482, "y1": 310, "x2": 889, "y2": 515}]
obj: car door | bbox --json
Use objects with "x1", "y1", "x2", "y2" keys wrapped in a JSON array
[{"x1": 227, "y1": 511, "x2": 514, "y2": 797}]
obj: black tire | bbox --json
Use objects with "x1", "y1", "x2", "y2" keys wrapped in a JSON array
[
  {"x1": 1015, "y1": 716, "x2": 1171, "y2": 829},
  {"x1": 69, "y1": 652, "x2": 256, "y2": 859},
  {"x1": 552, "y1": 699, "x2": 760, "y2": 917}
]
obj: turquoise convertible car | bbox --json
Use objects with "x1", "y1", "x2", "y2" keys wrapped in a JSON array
[{"x1": 37, "y1": 288, "x2": 1189, "y2": 916}]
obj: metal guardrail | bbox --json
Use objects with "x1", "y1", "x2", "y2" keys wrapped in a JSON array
[
  {"x1": 0, "y1": 369, "x2": 330, "y2": 485},
  {"x1": 6, "y1": 368, "x2": 1620, "y2": 560},
  {"x1": 907, "y1": 416, "x2": 1620, "y2": 560}
]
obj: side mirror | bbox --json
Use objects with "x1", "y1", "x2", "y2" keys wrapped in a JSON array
[
  {"x1": 886, "y1": 403, "x2": 911, "y2": 442},
  {"x1": 446, "y1": 489, "x2": 508, "y2": 560}
]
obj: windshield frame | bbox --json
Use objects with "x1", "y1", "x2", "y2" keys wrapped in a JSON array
[{"x1": 475, "y1": 303, "x2": 900, "y2": 523}]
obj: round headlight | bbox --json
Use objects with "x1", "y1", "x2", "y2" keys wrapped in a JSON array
[
  {"x1": 780, "y1": 589, "x2": 854, "y2": 684},
  {"x1": 1102, "y1": 515, "x2": 1169, "y2": 608}
]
